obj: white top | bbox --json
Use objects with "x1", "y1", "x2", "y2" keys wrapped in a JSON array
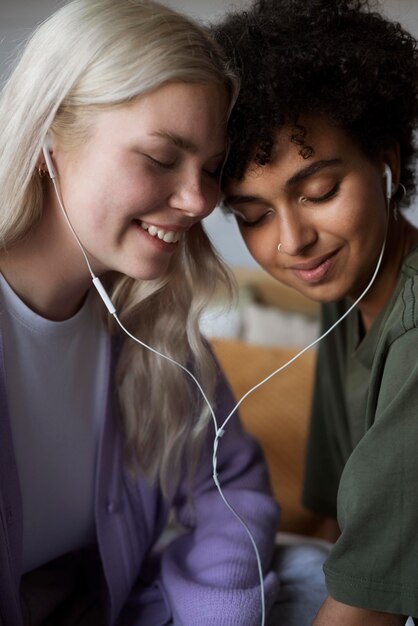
[{"x1": 0, "y1": 274, "x2": 110, "y2": 573}]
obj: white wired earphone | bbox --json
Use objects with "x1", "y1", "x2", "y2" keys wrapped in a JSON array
[{"x1": 42, "y1": 135, "x2": 393, "y2": 626}]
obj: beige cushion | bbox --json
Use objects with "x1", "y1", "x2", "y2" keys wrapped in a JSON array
[{"x1": 211, "y1": 338, "x2": 325, "y2": 536}]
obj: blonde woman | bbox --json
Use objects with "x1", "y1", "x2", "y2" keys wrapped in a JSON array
[{"x1": 0, "y1": 1, "x2": 281, "y2": 624}]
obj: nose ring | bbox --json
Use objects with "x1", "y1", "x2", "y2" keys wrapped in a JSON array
[{"x1": 277, "y1": 243, "x2": 282, "y2": 253}]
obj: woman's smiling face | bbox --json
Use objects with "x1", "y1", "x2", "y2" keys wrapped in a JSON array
[
  {"x1": 48, "y1": 81, "x2": 229, "y2": 282},
  {"x1": 224, "y1": 116, "x2": 394, "y2": 304}
]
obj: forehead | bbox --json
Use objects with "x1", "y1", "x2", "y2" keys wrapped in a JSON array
[
  {"x1": 274, "y1": 116, "x2": 356, "y2": 159},
  {"x1": 79, "y1": 81, "x2": 229, "y2": 155},
  {"x1": 225, "y1": 116, "x2": 363, "y2": 194},
  {"x1": 96, "y1": 81, "x2": 229, "y2": 124}
]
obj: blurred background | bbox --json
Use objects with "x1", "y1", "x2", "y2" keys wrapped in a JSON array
[
  {"x1": 1, "y1": 0, "x2": 417, "y2": 268},
  {"x1": 3, "y1": 3, "x2": 418, "y2": 530}
]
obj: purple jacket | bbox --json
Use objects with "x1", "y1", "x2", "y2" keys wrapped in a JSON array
[{"x1": 0, "y1": 335, "x2": 279, "y2": 625}]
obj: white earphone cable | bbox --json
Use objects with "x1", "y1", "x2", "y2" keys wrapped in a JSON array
[
  {"x1": 45, "y1": 146, "x2": 390, "y2": 626},
  {"x1": 51, "y1": 177, "x2": 96, "y2": 279},
  {"x1": 219, "y1": 239, "x2": 386, "y2": 434},
  {"x1": 49, "y1": 171, "x2": 268, "y2": 621}
]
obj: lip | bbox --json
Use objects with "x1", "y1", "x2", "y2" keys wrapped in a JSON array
[
  {"x1": 289, "y1": 249, "x2": 340, "y2": 284},
  {"x1": 139, "y1": 220, "x2": 191, "y2": 233}
]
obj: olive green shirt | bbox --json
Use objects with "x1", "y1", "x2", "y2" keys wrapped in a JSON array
[{"x1": 303, "y1": 245, "x2": 418, "y2": 618}]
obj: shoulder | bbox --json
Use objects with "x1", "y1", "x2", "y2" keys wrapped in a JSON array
[
  {"x1": 398, "y1": 245, "x2": 418, "y2": 328},
  {"x1": 381, "y1": 245, "x2": 418, "y2": 344}
]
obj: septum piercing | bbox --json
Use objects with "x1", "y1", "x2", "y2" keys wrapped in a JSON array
[{"x1": 277, "y1": 243, "x2": 282, "y2": 253}]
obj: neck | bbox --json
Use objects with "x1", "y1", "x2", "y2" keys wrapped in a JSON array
[
  {"x1": 0, "y1": 215, "x2": 94, "y2": 322},
  {"x1": 356, "y1": 214, "x2": 418, "y2": 333}
]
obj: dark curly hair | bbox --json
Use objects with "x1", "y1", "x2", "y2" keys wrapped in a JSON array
[{"x1": 213, "y1": 0, "x2": 418, "y2": 205}]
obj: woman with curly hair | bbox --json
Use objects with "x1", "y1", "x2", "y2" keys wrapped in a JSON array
[{"x1": 214, "y1": 0, "x2": 418, "y2": 623}]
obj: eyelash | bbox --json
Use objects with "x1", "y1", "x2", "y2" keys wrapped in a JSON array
[
  {"x1": 147, "y1": 155, "x2": 223, "y2": 179},
  {"x1": 204, "y1": 163, "x2": 223, "y2": 179},
  {"x1": 302, "y1": 182, "x2": 340, "y2": 204},
  {"x1": 235, "y1": 183, "x2": 340, "y2": 229},
  {"x1": 237, "y1": 210, "x2": 273, "y2": 229},
  {"x1": 147, "y1": 155, "x2": 176, "y2": 170}
]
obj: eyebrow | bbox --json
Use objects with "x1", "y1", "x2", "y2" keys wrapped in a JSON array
[
  {"x1": 285, "y1": 158, "x2": 342, "y2": 188},
  {"x1": 225, "y1": 193, "x2": 261, "y2": 206},
  {"x1": 225, "y1": 158, "x2": 342, "y2": 205},
  {"x1": 150, "y1": 131, "x2": 225, "y2": 160},
  {"x1": 151, "y1": 130, "x2": 197, "y2": 153}
]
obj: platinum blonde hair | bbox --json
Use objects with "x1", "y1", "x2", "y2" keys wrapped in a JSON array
[{"x1": 0, "y1": 0, "x2": 238, "y2": 494}]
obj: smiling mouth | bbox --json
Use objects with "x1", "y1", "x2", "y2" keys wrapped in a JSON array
[
  {"x1": 289, "y1": 249, "x2": 340, "y2": 284},
  {"x1": 138, "y1": 221, "x2": 183, "y2": 244}
]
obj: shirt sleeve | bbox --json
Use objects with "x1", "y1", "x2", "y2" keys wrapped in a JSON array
[
  {"x1": 323, "y1": 327, "x2": 418, "y2": 618},
  {"x1": 160, "y1": 366, "x2": 280, "y2": 626}
]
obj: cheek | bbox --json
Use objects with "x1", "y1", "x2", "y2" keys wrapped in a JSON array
[
  {"x1": 202, "y1": 180, "x2": 222, "y2": 213},
  {"x1": 308, "y1": 196, "x2": 364, "y2": 245},
  {"x1": 65, "y1": 188, "x2": 123, "y2": 243},
  {"x1": 241, "y1": 227, "x2": 277, "y2": 267},
  {"x1": 85, "y1": 179, "x2": 149, "y2": 226}
]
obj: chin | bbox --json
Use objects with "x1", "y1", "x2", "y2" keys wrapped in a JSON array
[
  {"x1": 127, "y1": 265, "x2": 170, "y2": 283},
  {"x1": 289, "y1": 281, "x2": 345, "y2": 304}
]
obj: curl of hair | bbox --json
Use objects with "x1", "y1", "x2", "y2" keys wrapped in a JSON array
[
  {"x1": 0, "y1": 0, "x2": 238, "y2": 496},
  {"x1": 213, "y1": 0, "x2": 418, "y2": 206}
]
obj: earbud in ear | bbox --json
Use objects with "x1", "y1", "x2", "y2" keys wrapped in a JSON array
[
  {"x1": 42, "y1": 133, "x2": 56, "y2": 179},
  {"x1": 383, "y1": 163, "x2": 393, "y2": 201}
]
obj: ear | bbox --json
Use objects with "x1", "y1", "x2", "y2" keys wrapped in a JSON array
[
  {"x1": 380, "y1": 142, "x2": 401, "y2": 190},
  {"x1": 40, "y1": 133, "x2": 56, "y2": 179},
  {"x1": 36, "y1": 135, "x2": 51, "y2": 167},
  {"x1": 37, "y1": 147, "x2": 46, "y2": 169}
]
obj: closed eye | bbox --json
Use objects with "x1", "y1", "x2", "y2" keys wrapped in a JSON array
[
  {"x1": 203, "y1": 162, "x2": 224, "y2": 179},
  {"x1": 146, "y1": 154, "x2": 176, "y2": 170},
  {"x1": 231, "y1": 208, "x2": 273, "y2": 228},
  {"x1": 302, "y1": 182, "x2": 340, "y2": 204}
]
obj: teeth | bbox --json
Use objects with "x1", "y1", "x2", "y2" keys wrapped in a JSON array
[
  {"x1": 163, "y1": 232, "x2": 175, "y2": 243},
  {"x1": 140, "y1": 221, "x2": 181, "y2": 244}
]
